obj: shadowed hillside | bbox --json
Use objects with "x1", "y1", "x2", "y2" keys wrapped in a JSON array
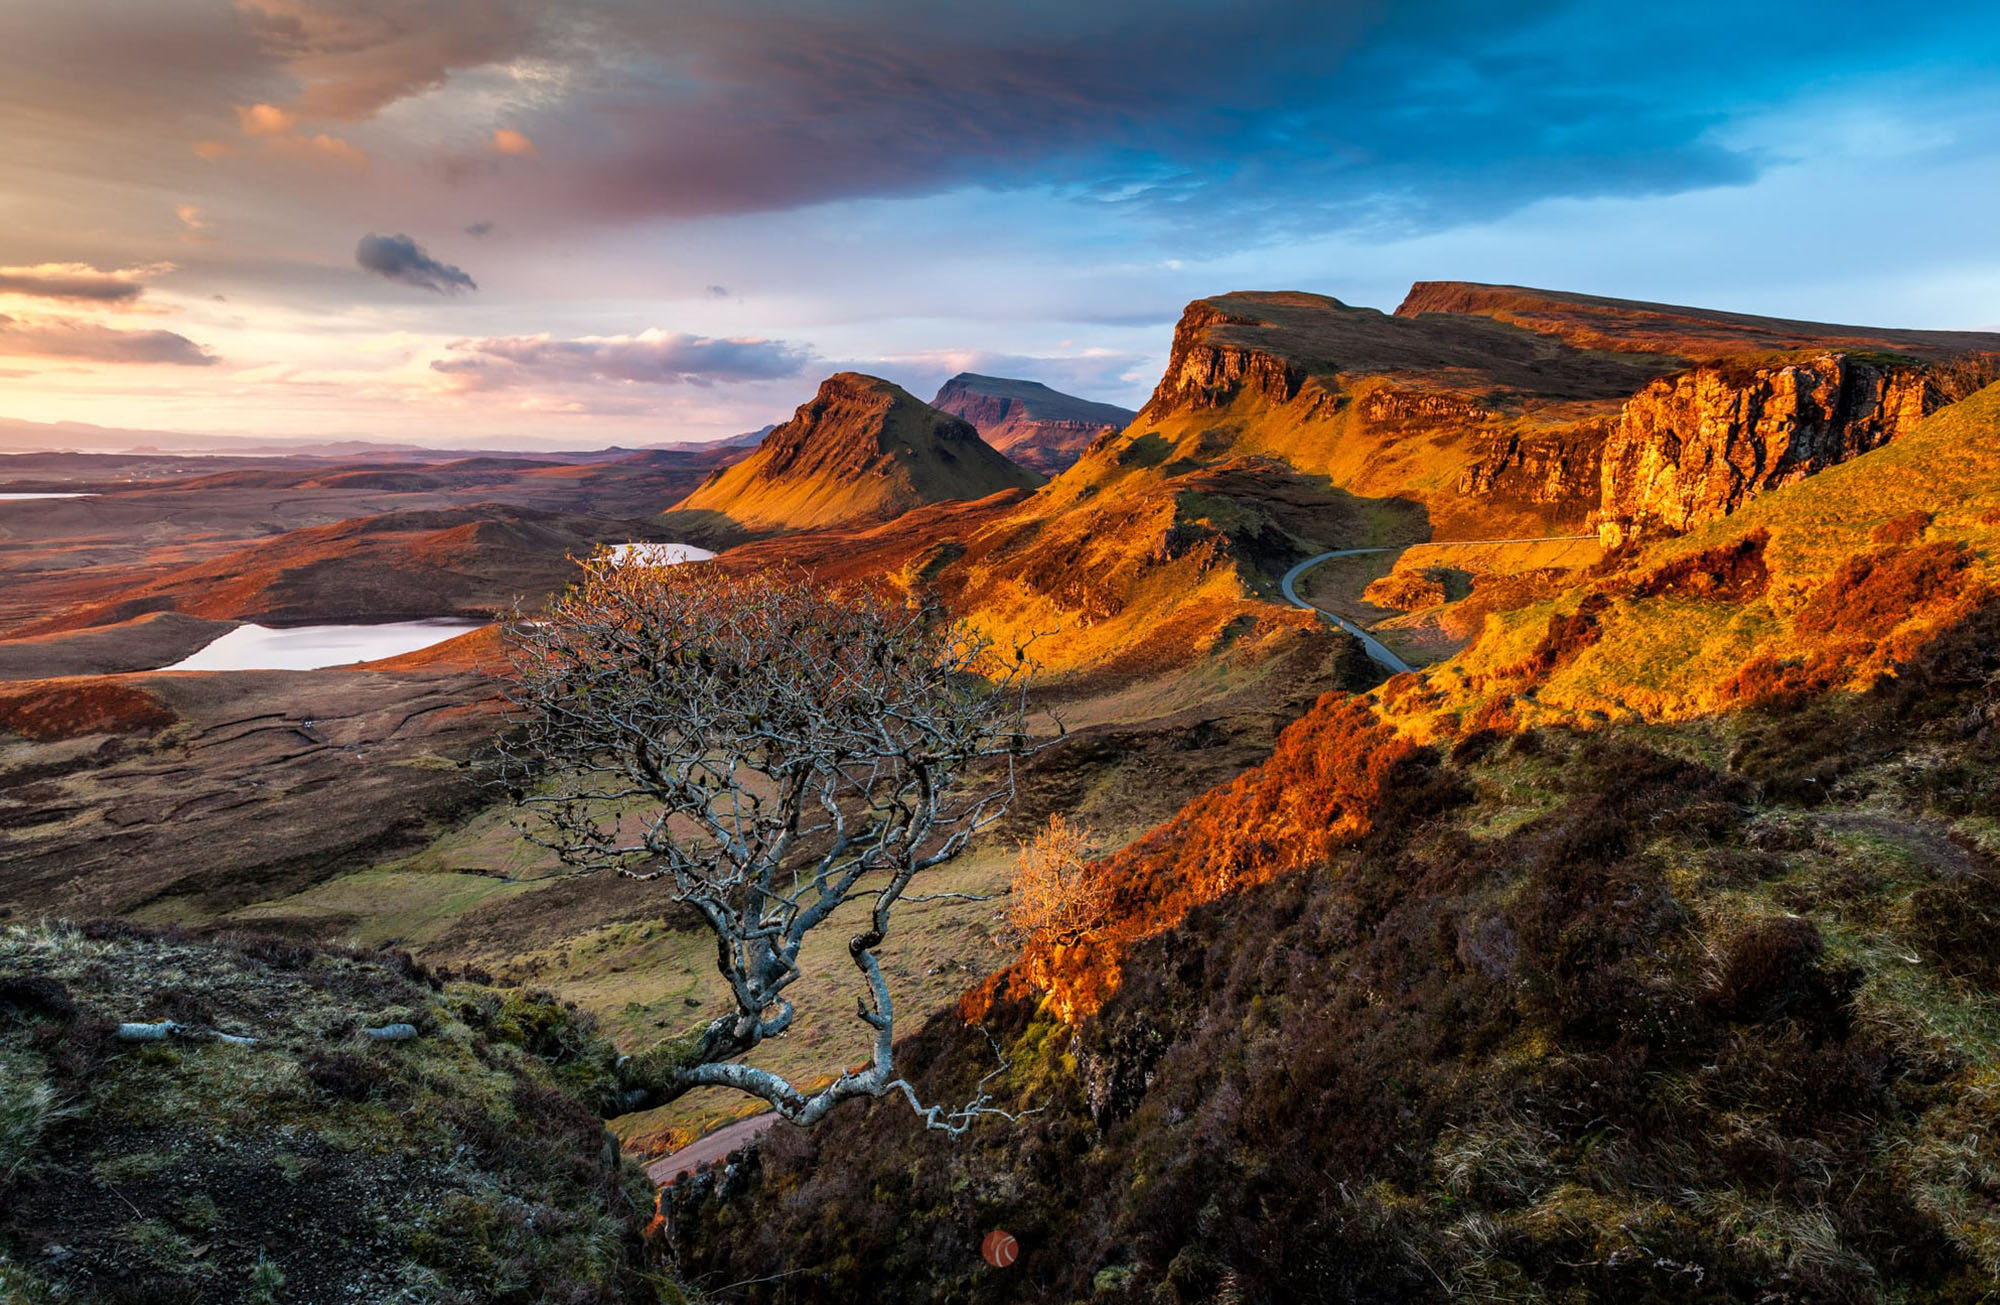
[
  {"x1": 931, "y1": 373, "x2": 1136, "y2": 474},
  {"x1": 670, "y1": 559, "x2": 2000, "y2": 1305}
]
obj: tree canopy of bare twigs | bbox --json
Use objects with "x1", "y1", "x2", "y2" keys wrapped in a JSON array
[
  {"x1": 1001, "y1": 815, "x2": 1106, "y2": 950},
  {"x1": 502, "y1": 556, "x2": 1050, "y2": 1129}
]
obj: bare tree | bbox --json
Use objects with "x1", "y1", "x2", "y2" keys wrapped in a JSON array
[
  {"x1": 503, "y1": 556, "x2": 1049, "y2": 1129},
  {"x1": 1000, "y1": 814, "x2": 1106, "y2": 950}
]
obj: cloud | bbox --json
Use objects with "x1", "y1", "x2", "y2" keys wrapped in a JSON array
[
  {"x1": 704, "y1": 284, "x2": 730, "y2": 298},
  {"x1": 176, "y1": 205, "x2": 218, "y2": 244},
  {"x1": 491, "y1": 128, "x2": 538, "y2": 158},
  {"x1": 464, "y1": 220, "x2": 494, "y2": 236},
  {"x1": 231, "y1": 0, "x2": 552, "y2": 121},
  {"x1": 234, "y1": 102, "x2": 296, "y2": 135},
  {"x1": 355, "y1": 233, "x2": 476, "y2": 293},
  {"x1": 264, "y1": 130, "x2": 369, "y2": 169},
  {"x1": 0, "y1": 263, "x2": 162, "y2": 304},
  {"x1": 506, "y1": 1, "x2": 1773, "y2": 240},
  {"x1": 0, "y1": 313, "x2": 219, "y2": 365},
  {"x1": 433, "y1": 329, "x2": 809, "y2": 388}
]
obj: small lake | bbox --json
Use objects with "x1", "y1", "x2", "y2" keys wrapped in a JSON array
[
  {"x1": 165, "y1": 620, "x2": 487, "y2": 671},
  {"x1": 604, "y1": 542, "x2": 716, "y2": 565},
  {"x1": 0, "y1": 492, "x2": 96, "y2": 500}
]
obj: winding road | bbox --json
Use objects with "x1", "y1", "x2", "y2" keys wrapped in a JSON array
[
  {"x1": 1281, "y1": 536, "x2": 1596, "y2": 676},
  {"x1": 645, "y1": 1112, "x2": 782, "y2": 1187},
  {"x1": 1279, "y1": 549, "x2": 1412, "y2": 673}
]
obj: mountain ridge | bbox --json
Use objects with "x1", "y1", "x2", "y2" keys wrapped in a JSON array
[
  {"x1": 669, "y1": 372, "x2": 1041, "y2": 533},
  {"x1": 931, "y1": 372, "x2": 1135, "y2": 474}
]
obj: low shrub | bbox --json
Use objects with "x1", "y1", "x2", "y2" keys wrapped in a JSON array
[
  {"x1": 1794, "y1": 541, "x2": 1972, "y2": 639},
  {"x1": 1871, "y1": 510, "x2": 1933, "y2": 546},
  {"x1": 1630, "y1": 529, "x2": 1771, "y2": 602},
  {"x1": 1512, "y1": 592, "x2": 1611, "y2": 679}
]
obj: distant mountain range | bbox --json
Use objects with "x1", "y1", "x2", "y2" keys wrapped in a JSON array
[
  {"x1": 0, "y1": 415, "x2": 773, "y2": 461},
  {"x1": 930, "y1": 373, "x2": 1135, "y2": 474}
]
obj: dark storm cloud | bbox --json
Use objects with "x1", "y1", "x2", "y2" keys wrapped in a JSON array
[
  {"x1": 434, "y1": 331, "x2": 810, "y2": 387},
  {"x1": 0, "y1": 314, "x2": 219, "y2": 365},
  {"x1": 484, "y1": 0, "x2": 2000, "y2": 246},
  {"x1": 9, "y1": 0, "x2": 1996, "y2": 254},
  {"x1": 533, "y1": 0, "x2": 1788, "y2": 237},
  {"x1": 354, "y1": 233, "x2": 477, "y2": 293}
]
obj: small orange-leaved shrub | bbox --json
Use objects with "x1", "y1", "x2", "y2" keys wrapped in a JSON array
[{"x1": 1000, "y1": 815, "x2": 1104, "y2": 951}]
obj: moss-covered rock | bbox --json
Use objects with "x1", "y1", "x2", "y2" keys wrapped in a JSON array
[{"x1": 0, "y1": 923, "x2": 666, "y2": 1304}]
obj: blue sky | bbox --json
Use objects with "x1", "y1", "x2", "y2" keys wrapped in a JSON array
[{"x1": 1, "y1": 0, "x2": 1997, "y2": 446}]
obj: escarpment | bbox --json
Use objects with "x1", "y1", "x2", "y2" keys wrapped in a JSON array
[
  {"x1": 1597, "y1": 352, "x2": 2000, "y2": 545},
  {"x1": 1141, "y1": 298, "x2": 1312, "y2": 416},
  {"x1": 1456, "y1": 419, "x2": 1613, "y2": 518}
]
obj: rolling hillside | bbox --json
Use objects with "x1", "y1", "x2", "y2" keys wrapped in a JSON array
[{"x1": 30, "y1": 504, "x2": 667, "y2": 630}]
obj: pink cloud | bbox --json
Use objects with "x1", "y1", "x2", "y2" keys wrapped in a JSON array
[
  {"x1": 492, "y1": 128, "x2": 538, "y2": 158},
  {"x1": 0, "y1": 314, "x2": 218, "y2": 366}
]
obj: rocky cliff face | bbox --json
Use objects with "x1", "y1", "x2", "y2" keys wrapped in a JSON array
[
  {"x1": 1456, "y1": 419, "x2": 1613, "y2": 520},
  {"x1": 1597, "y1": 352, "x2": 2000, "y2": 546},
  {"x1": 1142, "y1": 300, "x2": 1308, "y2": 416}
]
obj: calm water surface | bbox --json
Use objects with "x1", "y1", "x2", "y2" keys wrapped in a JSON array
[
  {"x1": 166, "y1": 620, "x2": 486, "y2": 671},
  {"x1": 603, "y1": 542, "x2": 716, "y2": 565}
]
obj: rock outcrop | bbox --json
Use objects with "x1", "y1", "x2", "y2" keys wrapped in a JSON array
[
  {"x1": 1598, "y1": 352, "x2": 2000, "y2": 546},
  {"x1": 1454, "y1": 419, "x2": 1612, "y2": 519},
  {"x1": 1143, "y1": 298, "x2": 1313, "y2": 416},
  {"x1": 931, "y1": 374, "x2": 1135, "y2": 474},
  {"x1": 670, "y1": 372, "x2": 1041, "y2": 533}
]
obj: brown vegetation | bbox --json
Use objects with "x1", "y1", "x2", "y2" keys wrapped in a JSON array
[
  {"x1": 0, "y1": 923, "x2": 662, "y2": 1304},
  {"x1": 1872, "y1": 509, "x2": 1934, "y2": 546},
  {"x1": 999, "y1": 816, "x2": 1104, "y2": 951},
  {"x1": 964, "y1": 693, "x2": 1456, "y2": 1022},
  {"x1": 1626, "y1": 528, "x2": 1770, "y2": 602},
  {"x1": 0, "y1": 679, "x2": 176, "y2": 741},
  {"x1": 1793, "y1": 540, "x2": 1974, "y2": 639},
  {"x1": 1508, "y1": 592, "x2": 1611, "y2": 680},
  {"x1": 668, "y1": 597, "x2": 2000, "y2": 1299}
]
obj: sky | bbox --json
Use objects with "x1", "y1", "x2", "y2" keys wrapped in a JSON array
[{"x1": 1, "y1": 0, "x2": 1998, "y2": 449}]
